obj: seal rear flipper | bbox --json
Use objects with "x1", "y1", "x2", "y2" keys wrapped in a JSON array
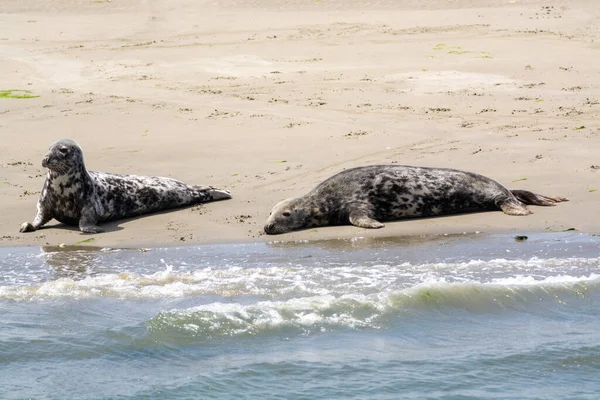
[
  {"x1": 191, "y1": 186, "x2": 232, "y2": 202},
  {"x1": 511, "y1": 190, "x2": 569, "y2": 206},
  {"x1": 209, "y1": 188, "x2": 232, "y2": 201},
  {"x1": 349, "y1": 211, "x2": 385, "y2": 229}
]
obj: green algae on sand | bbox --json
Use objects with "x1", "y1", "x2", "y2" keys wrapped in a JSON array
[{"x1": 0, "y1": 89, "x2": 40, "y2": 99}]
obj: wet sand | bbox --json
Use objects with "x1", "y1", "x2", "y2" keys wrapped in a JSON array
[{"x1": 1, "y1": 0, "x2": 599, "y2": 248}]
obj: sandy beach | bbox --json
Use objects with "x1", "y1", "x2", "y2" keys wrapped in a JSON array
[{"x1": 1, "y1": 0, "x2": 598, "y2": 248}]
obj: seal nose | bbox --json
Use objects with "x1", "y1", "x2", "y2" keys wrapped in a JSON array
[
  {"x1": 41, "y1": 156, "x2": 50, "y2": 168},
  {"x1": 264, "y1": 223, "x2": 275, "y2": 234}
]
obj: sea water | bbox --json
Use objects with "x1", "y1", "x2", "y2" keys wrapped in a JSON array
[{"x1": 1, "y1": 232, "x2": 599, "y2": 399}]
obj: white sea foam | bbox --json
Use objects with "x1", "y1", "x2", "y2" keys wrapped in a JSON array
[
  {"x1": 147, "y1": 271, "x2": 600, "y2": 339},
  {"x1": 1, "y1": 257, "x2": 599, "y2": 302},
  {"x1": 491, "y1": 274, "x2": 600, "y2": 286},
  {"x1": 148, "y1": 293, "x2": 392, "y2": 338}
]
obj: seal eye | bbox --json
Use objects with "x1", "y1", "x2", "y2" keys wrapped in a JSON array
[
  {"x1": 59, "y1": 147, "x2": 68, "y2": 154},
  {"x1": 282, "y1": 211, "x2": 291, "y2": 217}
]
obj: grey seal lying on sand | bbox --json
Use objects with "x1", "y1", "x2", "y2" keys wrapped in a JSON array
[
  {"x1": 264, "y1": 165, "x2": 568, "y2": 234},
  {"x1": 20, "y1": 139, "x2": 231, "y2": 233}
]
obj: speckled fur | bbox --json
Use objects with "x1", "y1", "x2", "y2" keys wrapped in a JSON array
[
  {"x1": 20, "y1": 139, "x2": 231, "y2": 234},
  {"x1": 264, "y1": 165, "x2": 568, "y2": 234}
]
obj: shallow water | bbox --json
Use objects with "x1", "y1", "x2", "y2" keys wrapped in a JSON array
[{"x1": 1, "y1": 232, "x2": 599, "y2": 399}]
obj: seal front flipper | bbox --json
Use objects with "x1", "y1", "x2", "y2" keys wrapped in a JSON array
[
  {"x1": 20, "y1": 198, "x2": 53, "y2": 233},
  {"x1": 19, "y1": 222, "x2": 34, "y2": 233},
  {"x1": 349, "y1": 211, "x2": 385, "y2": 229},
  {"x1": 79, "y1": 205, "x2": 104, "y2": 234},
  {"x1": 498, "y1": 199, "x2": 533, "y2": 216}
]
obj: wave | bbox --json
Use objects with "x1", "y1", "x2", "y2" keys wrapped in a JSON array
[
  {"x1": 1, "y1": 256, "x2": 599, "y2": 302},
  {"x1": 146, "y1": 273, "x2": 600, "y2": 340}
]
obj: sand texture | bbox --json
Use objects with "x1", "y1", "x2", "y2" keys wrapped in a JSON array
[{"x1": 1, "y1": 0, "x2": 599, "y2": 248}]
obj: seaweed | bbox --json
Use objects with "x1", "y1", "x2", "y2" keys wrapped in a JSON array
[{"x1": 0, "y1": 89, "x2": 39, "y2": 99}]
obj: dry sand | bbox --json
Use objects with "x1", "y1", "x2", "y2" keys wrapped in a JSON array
[{"x1": 1, "y1": 0, "x2": 598, "y2": 248}]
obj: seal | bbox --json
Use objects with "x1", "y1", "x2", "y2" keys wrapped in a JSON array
[
  {"x1": 264, "y1": 165, "x2": 568, "y2": 234},
  {"x1": 20, "y1": 139, "x2": 232, "y2": 234}
]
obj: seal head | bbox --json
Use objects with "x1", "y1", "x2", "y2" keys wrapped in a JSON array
[
  {"x1": 41, "y1": 139, "x2": 84, "y2": 174},
  {"x1": 264, "y1": 198, "x2": 309, "y2": 234}
]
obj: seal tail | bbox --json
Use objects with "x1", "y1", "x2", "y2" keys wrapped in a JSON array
[
  {"x1": 190, "y1": 185, "x2": 232, "y2": 202},
  {"x1": 511, "y1": 190, "x2": 569, "y2": 206}
]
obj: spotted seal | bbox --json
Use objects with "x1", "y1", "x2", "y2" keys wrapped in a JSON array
[
  {"x1": 20, "y1": 139, "x2": 231, "y2": 234},
  {"x1": 264, "y1": 165, "x2": 568, "y2": 234}
]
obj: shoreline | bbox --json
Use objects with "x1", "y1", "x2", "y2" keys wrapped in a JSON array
[{"x1": 2, "y1": 224, "x2": 596, "y2": 251}]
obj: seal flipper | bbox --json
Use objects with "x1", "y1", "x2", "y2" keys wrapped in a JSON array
[
  {"x1": 511, "y1": 190, "x2": 569, "y2": 206},
  {"x1": 20, "y1": 222, "x2": 35, "y2": 233},
  {"x1": 20, "y1": 198, "x2": 53, "y2": 233},
  {"x1": 349, "y1": 211, "x2": 385, "y2": 229},
  {"x1": 79, "y1": 205, "x2": 104, "y2": 234},
  {"x1": 190, "y1": 185, "x2": 232, "y2": 202},
  {"x1": 207, "y1": 188, "x2": 232, "y2": 201},
  {"x1": 499, "y1": 199, "x2": 533, "y2": 216}
]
